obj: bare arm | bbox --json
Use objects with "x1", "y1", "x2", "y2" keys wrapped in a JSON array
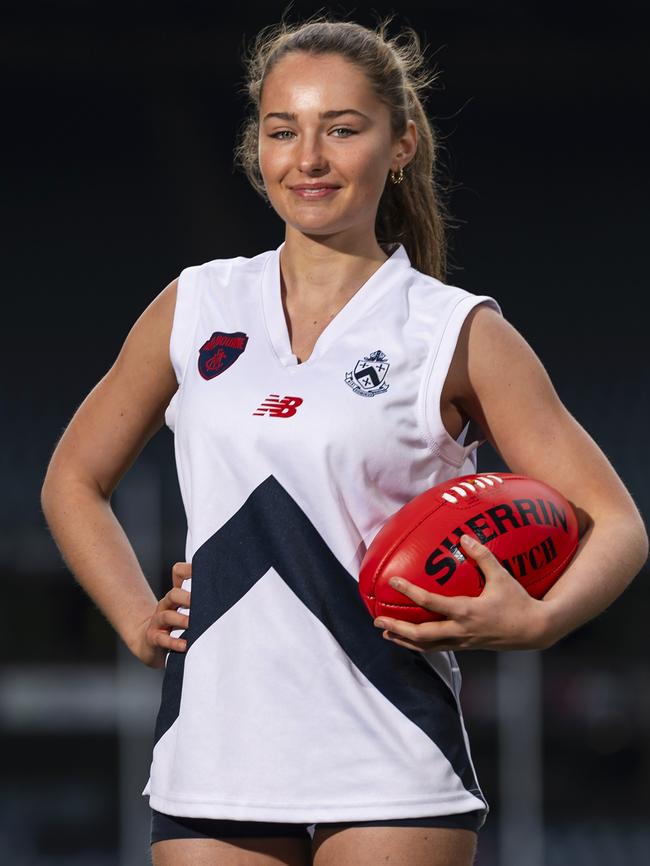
[
  {"x1": 41, "y1": 276, "x2": 190, "y2": 667},
  {"x1": 455, "y1": 305, "x2": 648, "y2": 645},
  {"x1": 375, "y1": 305, "x2": 648, "y2": 652}
]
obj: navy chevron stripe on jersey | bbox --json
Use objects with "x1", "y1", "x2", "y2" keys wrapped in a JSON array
[{"x1": 153, "y1": 474, "x2": 483, "y2": 804}]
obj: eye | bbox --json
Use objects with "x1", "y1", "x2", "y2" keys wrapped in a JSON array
[{"x1": 268, "y1": 127, "x2": 358, "y2": 140}]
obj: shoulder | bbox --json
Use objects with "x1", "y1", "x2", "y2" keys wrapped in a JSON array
[
  {"x1": 446, "y1": 302, "x2": 529, "y2": 403},
  {"x1": 405, "y1": 268, "x2": 501, "y2": 331},
  {"x1": 200, "y1": 248, "x2": 275, "y2": 275},
  {"x1": 446, "y1": 302, "x2": 568, "y2": 467},
  {"x1": 171, "y1": 247, "x2": 276, "y2": 319},
  {"x1": 115, "y1": 276, "x2": 180, "y2": 382},
  {"x1": 437, "y1": 300, "x2": 504, "y2": 429}
]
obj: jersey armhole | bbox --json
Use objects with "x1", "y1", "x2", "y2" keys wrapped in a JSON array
[
  {"x1": 164, "y1": 264, "x2": 204, "y2": 431},
  {"x1": 418, "y1": 293, "x2": 503, "y2": 467},
  {"x1": 169, "y1": 264, "x2": 205, "y2": 384}
]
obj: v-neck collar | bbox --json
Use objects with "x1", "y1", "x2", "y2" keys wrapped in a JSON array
[{"x1": 260, "y1": 240, "x2": 412, "y2": 368}]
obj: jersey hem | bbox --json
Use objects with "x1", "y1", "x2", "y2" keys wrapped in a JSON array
[{"x1": 144, "y1": 790, "x2": 487, "y2": 823}]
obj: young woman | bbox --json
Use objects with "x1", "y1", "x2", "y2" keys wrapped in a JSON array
[{"x1": 41, "y1": 15, "x2": 647, "y2": 866}]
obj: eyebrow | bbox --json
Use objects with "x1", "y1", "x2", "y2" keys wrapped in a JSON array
[{"x1": 262, "y1": 109, "x2": 370, "y2": 123}]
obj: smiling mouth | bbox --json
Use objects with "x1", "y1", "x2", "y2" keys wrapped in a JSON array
[{"x1": 291, "y1": 186, "x2": 340, "y2": 198}]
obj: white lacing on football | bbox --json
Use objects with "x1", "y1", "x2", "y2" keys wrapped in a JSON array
[{"x1": 441, "y1": 474, "x2": 504, "y2": 503}]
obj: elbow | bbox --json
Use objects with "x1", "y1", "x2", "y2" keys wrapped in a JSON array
[
  {"x1": 636, "y1": 519, "x2": 649, "y2": 572},
  {"x1": 41, "y1": 468, "x2": 110, "y2": 517},
  {"x1": 626, "y1": 500, "x2": 649, "y2": 571},
  {"x1": 41, "y1": 471, "x2": 62, "y2": 520},
  {"x1": 618, "y1": 511, "x2": 649, "y2": 580},
  {"x1": 40, "y1": 471, "x2": 54, "y2": 514},
  {"x1": 41, "y1": 467, "x2": 79, "y2": 517},
  {"x1": 590, "y1": 505, "x2": 649, "y2": 577}
]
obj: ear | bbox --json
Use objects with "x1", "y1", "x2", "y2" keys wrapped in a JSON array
[{"x1": 393, "y1": 119, "x2": 418, "y2": 169}]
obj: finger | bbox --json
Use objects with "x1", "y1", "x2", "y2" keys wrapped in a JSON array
[
  {"x1": 459, "y1": 535, "x2": 503, "y2": 583},
  {"x1": 172, "y1": 562, "x2": 192, "y2": 589},
  {"x1": 383, "y1": 632, "x2": 426, "y2": 653},
  {"x1": 383, "y1": 628, "x2": 466, "y2": 652},
  {"x1": 375, "y1": 615, "x2": 463, "y2": 644},
  {"x1": 383, "y1": 631, "x2": 474, "y2": 652},
  {"x1": 150, "y1": 614, "x2": 188, "y2": 645},
  {"x1": 159, "y1": 586, "x2": 191, "y2": 609},
  {"x1": 383, "y1": 626, "x2": 474, "y2": 652},
  {"x1": 169, "y1": 585, "x2": 192, "y2": 607},
  {"x1": 386, "y1": 576, "x2": 458, "y2": 618},
  {"x1": 148, "y1": 625, "x2": 187, "y2": 651},
  {"x1": 159, "y1": 609, "x2": 189, "y2": 630},
  {"x1": 170, "y1": 636, "x2": 188, "y2": 652}
]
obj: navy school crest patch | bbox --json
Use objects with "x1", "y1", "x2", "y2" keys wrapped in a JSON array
[
  {"x1": 198, "y1": 331, "x2": 248, "y2": 380},
  {"x1": 344, "y1": 350, "x2": 390, "y2": 397}
]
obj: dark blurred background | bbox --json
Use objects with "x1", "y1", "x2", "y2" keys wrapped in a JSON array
[{"x1": 2, "y1": 2, "x2": 649, "y2": 864}]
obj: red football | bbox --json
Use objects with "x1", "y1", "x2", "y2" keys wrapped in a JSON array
[{"x1": 359, "y1": 472, "x2": 580, "y2": 624}]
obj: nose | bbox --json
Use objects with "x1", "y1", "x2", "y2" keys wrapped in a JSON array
[{"x1": 297, "y1": 132, "x2": 329, "y2": 174}]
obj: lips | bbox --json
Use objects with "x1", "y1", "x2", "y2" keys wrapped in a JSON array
[
  {"x1": 291, "y1": 185, "x2": 340, "y2": 191},
  {"x1": 290, "y1": 185, "x2": 341, "y2": 199}
]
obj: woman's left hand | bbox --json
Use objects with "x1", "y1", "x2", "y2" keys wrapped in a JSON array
[{"x1": 373, "y1": 534, "x2": 555, "y2": 652}]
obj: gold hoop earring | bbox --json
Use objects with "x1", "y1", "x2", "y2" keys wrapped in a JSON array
[{"x1": 389, "y1": 166, "x2": 404, "y2": 185}]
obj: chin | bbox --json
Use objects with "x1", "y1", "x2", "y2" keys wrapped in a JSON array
[{"x1": 280, "y1": 211, "x2": 345, "y2": 235}]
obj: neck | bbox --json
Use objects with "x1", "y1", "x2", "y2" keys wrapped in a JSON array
[{"x1": 279, "y1": 233, "x2": 393, "y2": 310}]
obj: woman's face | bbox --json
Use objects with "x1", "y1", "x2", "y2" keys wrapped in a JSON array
[{"x1": 258, "y1": 51, "x2": 415, "y2": 241}]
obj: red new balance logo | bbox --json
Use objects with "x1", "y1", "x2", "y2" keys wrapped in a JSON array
[{"x1": 253, "y1": 394, "x2": 304, "y2": 418}]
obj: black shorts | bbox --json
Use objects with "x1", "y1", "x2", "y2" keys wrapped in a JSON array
[{"x1": 150, "y1": 807, "x2": 485, "y2": 845}]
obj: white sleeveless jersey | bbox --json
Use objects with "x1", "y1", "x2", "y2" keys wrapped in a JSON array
[{"x1": 142, "y1": 240, "x2": 502, "y2": 827}]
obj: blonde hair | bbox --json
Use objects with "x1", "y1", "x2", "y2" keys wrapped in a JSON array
[{"x1": 233, "y1": 9, "x2": 454, "y2": 280}]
